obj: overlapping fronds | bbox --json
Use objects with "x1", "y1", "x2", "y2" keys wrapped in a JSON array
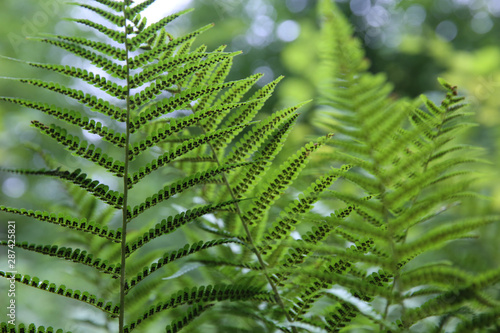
[
  {"x1": 285, "y1": 0, "x2": 500, "y2": 331},
  {"x1": 0, "y1": 1, "x2": 325, "y2": 332}
]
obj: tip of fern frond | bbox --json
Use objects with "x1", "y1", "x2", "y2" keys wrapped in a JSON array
[{"x1": 292, "y1": 99, "x2": 313, "y2": 110}]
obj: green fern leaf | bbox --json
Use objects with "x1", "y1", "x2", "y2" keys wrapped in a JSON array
[
  {"x1": 260, "y1": 165, "x2": 351, "y2": 257},
  {"x1": 0, "y1": 323, "x2": 70, "y2": 333},
  {"x1": 69, "y1": 3, "x2": 126, "y2": 27},
  {"x1": 35, "y1": 37, "x2": 127, "y2": 78},
  {"x1": 123, "y1": 284, "x2": 272, "y2": 332},
  {"x1": 31, "y1": 121, "x2": 125, "y2": 175},
  {"x1": 397, "y1": 216, "x2": 499, "y2": 262},
  {"x1": 128, "y1": 0, "x2": 156, "y2": 16},
  {"x1": 0, "y1": 272, "x2": 118, "y2": 316},
  {"x1": 130, "y1": 80, "x2": 240, "y2": 132},
  {"x1": 27, "y1": 62, "x2": 126, "y2": 98},
  {"x1": 92, "y1": 0, "x2": 124, "y2": 12},
  {"x1": 0, "y1": 98, "x2": 126, "y2": 146},
  {"x1": 0, "y1": 206, "x2": 121, "y2": 242},
  {"x1": 125, "y1": 239, "x2": 245, "y2": 292},
  {"x1": 1, "y1": 241, "x2": 120, "y2": 277},
  {"x1": 128, "y1": 102, "x2": 250, "y2": 161},
  {"x1": 128, "y1": 162, "x2": 253, "y2": 219},
  {"x1": 125, "y1": 200, "x2": 243, "y2": 256},
  {"x1": 128, "y1": 9, "x2": 193, "y2": 51},
  {"x1": 242, "y1": 135, "x2": 333, "y2": 225},
  {"x1": 127, "y1": 123, "x2": 249, "y2": 186},
  {"x1": 0, "y1": 167, "x2": 123, "y2": 208},
  {"x1": 129, "y1": 52, "x2": 235, "y2": 88},
  {"x1": 20, "y1": 79, "x2": 126, "y2": 120},
  {"x1": 51, "y1": 34, "x2": 126, "y2": 60},
  {"x1": 164, "y1": 304, "x2": 214, "y2": 333},
  {"x1": 129, "y1": 24, "x2": 214, "y2": 69},
  {"x1": 128, "y1": 53, "x2": 240, "y2": 110},
  {"x1": 64, "y1": 18, "x2": 125, "y2": 43}
]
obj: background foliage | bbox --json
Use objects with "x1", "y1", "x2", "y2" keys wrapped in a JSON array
[{"x1": 0, "y1": 0, "x2": 499, "y2": 331}]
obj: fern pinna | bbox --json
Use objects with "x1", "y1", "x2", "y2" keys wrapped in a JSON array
[
  {"x1": 0, "y1": 1, "x2": 340, "y2": 332},
  {"x1": 288, "y1": 1, "x2": 500, "y2": 332}
]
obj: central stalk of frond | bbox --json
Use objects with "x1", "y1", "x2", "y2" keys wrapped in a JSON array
[{"x1": 119, "y1": 4, "x2": 132, "y2": 332}]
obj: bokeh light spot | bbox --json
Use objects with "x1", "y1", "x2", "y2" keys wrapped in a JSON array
[
  {"x1": 405, "y1": 5, "x2": 427, "y2": 26},
  {"x1": 471, "y1": 12, "x2": 493, "y2": 34},
  {"x1": 366, "y1": 5, "x2": 389, "y2": 28},
  {"x1": 488, "y1": 0, "x2": 500, "y2": 16},
  {"x1": 3, "y1": 177, "x2": 27, "y2": 198},
  {"x1": 435, "y1": 20, "x2": 458, "y2": 41},
  {"x1": 277, "y1": 20, "x2": 301, "y2": 42},
  {"x1": 286, "y1": 0, "x2": 308, "y2": 13},
  {"x1": 253, "y1": 66, "x2": 274, "y2": 87}
]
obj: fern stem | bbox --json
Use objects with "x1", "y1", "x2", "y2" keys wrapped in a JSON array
[
  {"x1": 198, "y1": 129, "x2": 298, "y2": 333},
  {"x1": 119, "y1": 7, "x2": 132, "y2": 333}
]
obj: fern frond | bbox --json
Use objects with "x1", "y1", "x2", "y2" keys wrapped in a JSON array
[
  {"x1": 164, "y1": 304, "x2": 214, "y2": 333},
  {"x1": 31, "y1": 121, "x2": 125, "y2": 175},
  {"x1": 27, "y1": 62, "x2": 126, "y2": 98},
  {"x1": 129, "y1": 24, "x2": 214, "y2": 69},
  {"x1": 35, "y1": 37, "x2": 127, "y2": 79},
  {"x1": 0, "y1": 206, "x2": 121, "y2": 242},
  {"x1": 322, "y1": 214, "x2": 387, "y2": 241},
  {"x1": 397, "y1": 216, "x2": 498, "y2": 264},
  {"x1": 130, "y1": 80, "x2": 239, "y2": 132},
  {"x1": 128, "y1": 102, "x2": 250, "y2": 161},
  {"x1": 123, "y1": 284, "x2": 273, "y2": 332},
  {"x1": 128, "y1": 162, "x2": 253, "y2": 219},
  {"x1": 1, "y1": 241, "x2": 120, "y2": 277},
  {"x1": 20, "y1": 79, "x2": 126, "y2": 120},
  {"x1": 125, "y1": 200, "x2": 242, "y2": 256},
  {"x1": 230, "y1": 116, "x2": 298, "y2": 200},
  {"x1": 125, "y1": 239, "x2": 245, "y2": 292},
  {"x1": 128, "y1": 53, "x2": 240, "y2": 110},
  {"x1": 0, "y1": 323, "x2": 69, "y2": 333},
  {"x1": 1, "y1": 97, "x2": 125, "y2": 147},
  {"x1": 0, "y1": 272, "x2": 119, "y2": 316},
  {"x1": 64, "y1": 18, "x2": 125, "y2": 43},
  {"x1": 185, "y1": 45, "x2": 229, "y2": 89},
  {"x1": 128, "y1": 9, "x2": 193, "y2": 51},
  {"x1": 454, "y1": 307, "x2": 500, "y2": 333},
  {"x1": 260, "y1": 165, "x2": 351, "y2": 258},
  {"x1": 202, "y1": 76, "x2": 281, "y2": 144},
  {"x1": 196, "y1": 73, "x2": 262, "y2": 126},
  {"x1": 68, "y1": 3, "x2": 126, "y2": 27},
  {"x1": 242, "y1": 135, "x2": 333, "y2": 225},
  {"x1": 1, "y1": 167, "x2": 123, "y2": 208},
  {"x1": 129, "y1": 52, "x2": 235, "y2": 88},
  {"x1": 128, "y1": 0, "x2": 156, "y2": 16},
  {"x1": 92, "y1": 0, "x2": 124, "y2": 12},
  {"x1": 400, "y1": 266, "x2": 470, "y2": 290},
  {"x1": 127, "y1": 123, "x2": 249, "y2": 186}
]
